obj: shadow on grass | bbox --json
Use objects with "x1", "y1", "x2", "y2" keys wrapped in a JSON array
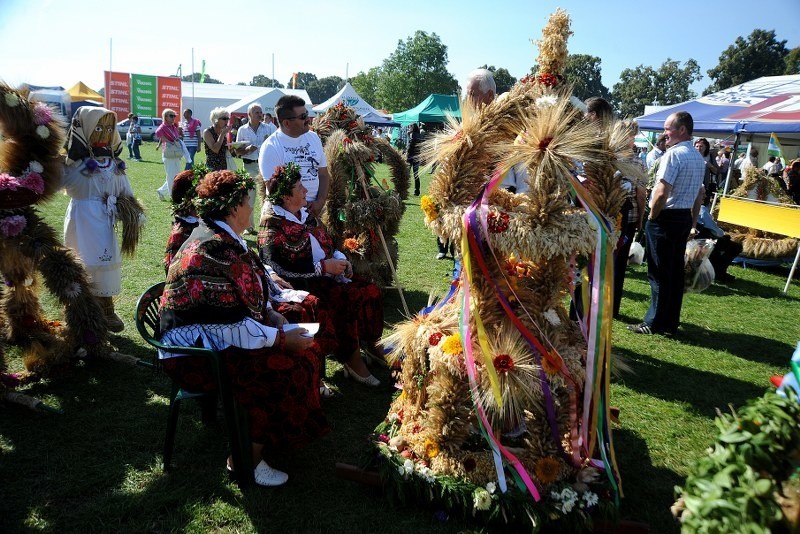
[
  {"x1": 675, "y1": 322, "x2": 794, "y2": 367},
  {"x1": 613, "y1": 346, "x2": 769, "y2": 418},
  {"x1": 614, "y1": 428, "x2": 681, "y2": 533}
]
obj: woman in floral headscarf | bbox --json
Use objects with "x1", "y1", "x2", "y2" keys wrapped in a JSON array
[
  {"x1": 159, "y1": 169, "x2": 329, "y2": 486},
  {"x1": 62, "y1": 106, "x2": 144, "y2": 332}
]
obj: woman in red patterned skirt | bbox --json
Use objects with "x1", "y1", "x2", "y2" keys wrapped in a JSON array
[
  {"x1": 159, "y1": 169, "x2": 329, "y2": 487},
  {"x1": 258, "y1": 163, "x2": 384, "y2": 387}
]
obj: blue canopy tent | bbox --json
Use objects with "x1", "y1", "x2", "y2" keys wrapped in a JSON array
[
  {"x1": 636, "y1": 75, "x2": 800, "y2": 142},
  {"x1": 392, "y1": 94, "x2": 461, "y2": 125}
]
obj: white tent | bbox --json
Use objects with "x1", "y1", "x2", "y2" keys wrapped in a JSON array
[
  {"x1": 224, "y1": 87, "x2": 314, "y2": 118},
  {"x1": 313, "y1": 82, "x2": 388, "y2": 118},
  {"x1": 180, "y1": 82, "x2": 312, "y2": 126}
]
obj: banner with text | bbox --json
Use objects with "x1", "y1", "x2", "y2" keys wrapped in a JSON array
[
  {"x1": 157, "y1": 76, "x2": 182, "y2": 118},
  {"x1": 104, "y1": 71, "x2": 131, "y2": 120},
  {"x1": 131, "y1": 74, "x2": 157, "y2": 117}
]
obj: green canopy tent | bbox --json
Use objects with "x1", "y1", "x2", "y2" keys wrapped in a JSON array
[{"x1": 392, "y1": 94, "x2": 461, "y2": 125}]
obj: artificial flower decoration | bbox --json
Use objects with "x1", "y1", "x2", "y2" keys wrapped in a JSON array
[
  {"x1": 428, "y1": 332, "x2": 443, "y2": 346},
  {"x1": 486, "y1": 211, "x2": 510, "y2": 233},
  {"x1": 424, "y1": 439, "x2": 440, "y2": 458},
  {"x1": 441, "y1": 333, "x2": 463, "y2": 355},
  {"x1": 534, "y1": 456, "x2": 561, "y2": 484},
  {"x1": 420, "y1": 194, "x2": 439, "y2": 222},
  {"x1": 492, "y1": 353, "x2": 514, "y2": 373}
]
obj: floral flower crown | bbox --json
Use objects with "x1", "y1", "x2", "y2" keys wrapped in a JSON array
[
  {"x1": 266, "y1": 162, "x2": 301, "y2": 203},
  {"x1": 172, "y1": 163, "x2": 211, "y2": 215},
  {"x1": 193, "y1": 168, "x2": 256, "y2": 218}
]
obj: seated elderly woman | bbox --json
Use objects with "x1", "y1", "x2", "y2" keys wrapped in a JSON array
[
  {"x1": 158, "y1": 169, "x2": 329, "y2": 486},
  {"x1": 258, "y1": 163, "x2": 384, "y2": 387},
  {"x1": 163, "y1": 166, "x2": 206, "y2": 274}
]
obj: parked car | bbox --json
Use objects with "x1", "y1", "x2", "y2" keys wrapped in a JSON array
[{"x1": 116, "y1": 117, "x2": 163, "y2": 141}]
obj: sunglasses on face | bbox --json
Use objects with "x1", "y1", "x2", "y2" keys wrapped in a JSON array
[
  {"x1": 218, "y1": 116, "x2": 230, "y2": 121},
  {"x1": 167, "y1": 114, "x2": 176, "y2": 118},
  {"x1": 286, "y1": 112, "x2": 309, "y2": 121}
]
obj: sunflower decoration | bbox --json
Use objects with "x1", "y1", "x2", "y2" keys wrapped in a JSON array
[
  {"x1": 313, "y1": 103, "x2": 409, "y2": 286},
  {"x1": 534, "y1": 456, "x2": 563, "y2": 485}
]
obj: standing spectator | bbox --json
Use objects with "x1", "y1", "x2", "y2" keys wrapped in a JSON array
[
  {"x1": 629, "y1": 111, "x2": 705, "y2": 336},
  {"x1": 694, "y1": 137, "x2": 718, "y2": 204},
  {"x1": 128, "y1": 115, "x2": 142, "y2": 161},
  {"x1": 235, "y1": 102, "x2": 270, "y2": 233},
  {"x1": 180, "y1": 108, "x2": 202, "y2": 170},
  {"x1": 155, "y1": 108, "x2": 185, "y2": 201},
  {"x1": 613, "y1": 120, "x2": 647, "y2": 318},
  {"x1": 262, "y1": 112, "x2": 278, "y2": 136},
  {"x1": 258, "y1": 95, "x2": 330, "y2": 218},
  {"x1": 202, "y1": 107, "x2": 231, "y2": 172},
  {"x1": 407, "y1": 123, "x2": 422, "y2": 196},
  {"x1": 125, "y1": 112, "x2": 135, "y2": 159},
  {"x1": 785, "y1": 159, "x2": 800, "y2": 204},
  {"x1": 646, "y1": 135, "x2": 667, "y2": 172},
  {"x1": 465, "y1": 68, "x2": 496, "y2": 106},
  {"x1": 716, "y1": 149, "x2": 730, "y2": 189},
  {"x1": 740, "y1": 147, "x2": 759, "y2": 175}
]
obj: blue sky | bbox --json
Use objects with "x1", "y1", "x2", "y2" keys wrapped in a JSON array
[{"x1": 1, "y1": 0, "x2": 798, "y2": 103}]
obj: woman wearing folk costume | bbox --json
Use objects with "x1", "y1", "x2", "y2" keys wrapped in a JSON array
[
  {"x1": 163, "y1": 164, "x2": 337, "y2": 396},
  {"x1": 163, "y1": 166, "x2": 207, "y2": 274},
  {"x1": 159, "y1": 169, "x2": 329, "y2": 486},
  {"x1": 62, "y1": 106, "x2": 145, "y2": 332},
  {"x1": 258, "y1": 163, "x2": 384, "y2": 387}
]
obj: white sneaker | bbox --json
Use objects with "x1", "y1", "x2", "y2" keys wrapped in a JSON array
[
  {"x1": 254, "y1": 460, "x2": 288, "y2": 487},
  {"x1": 436, "y1": 252, "x2": 446, "y2": 260}
]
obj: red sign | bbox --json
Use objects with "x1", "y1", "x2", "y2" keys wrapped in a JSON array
[
  {"x1": 104, "y1": 71, "x2": 131, "y2": 120},
  {"x1": 157, "y1": 76, "x2": 182, "y2": 118}
]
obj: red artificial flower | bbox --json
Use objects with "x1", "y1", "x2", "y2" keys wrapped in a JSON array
[
  {"x1": 429, "y1": 332, "x2": 443, "y2": 346},
  {"x1": 538, "y1": 137, "x2": 553, "y2": 151},
  {"x1": 493, "y1": 353, "x2": 514, "y2": 373},
  {"x1": 487, "y1": 211, "x2": 510, "y2": 233},
  {"x1": 537, "y1": 72, "x2": 559, "y2": 87}
]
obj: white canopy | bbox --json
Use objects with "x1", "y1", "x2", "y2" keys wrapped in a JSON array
[
  {"x1": 312, "y1": 82, "x2": 388, "y2": 118},
  {"x1": 224, "y1": 87, "x2": 314, "y2": 117}
]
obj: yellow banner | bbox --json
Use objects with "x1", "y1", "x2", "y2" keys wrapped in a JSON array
[{"x1": 718, "y1": 197, "x2": 800, "y2": 238}]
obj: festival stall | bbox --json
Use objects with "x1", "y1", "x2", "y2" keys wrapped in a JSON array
[
  {"x1": 67, "y1": 81, "x2": 104, "y2": 116},
  {"x1": 391, "y1": 94, "x2": 461, "y2": 126}
]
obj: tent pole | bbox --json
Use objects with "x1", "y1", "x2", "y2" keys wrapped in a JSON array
[{"x1": 784, "y1": 244, "x2": 800, "y2": 295}]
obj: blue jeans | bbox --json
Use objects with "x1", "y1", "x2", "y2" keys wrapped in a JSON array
[
  {"x1": 184, "y1": 145, "x2": 198, "y2": 169},
  {"x1": 643, "y1": 209, "x2": 692, "y2": 333}
]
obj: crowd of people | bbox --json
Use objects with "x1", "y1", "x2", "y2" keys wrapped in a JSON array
[{"x1": 58, "y1": 68, "x2": 798, "y2": 488}]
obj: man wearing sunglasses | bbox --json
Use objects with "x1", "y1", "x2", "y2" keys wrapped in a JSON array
[{"x1": 258, "y1": 95, "x2": 330, "y2": 218}]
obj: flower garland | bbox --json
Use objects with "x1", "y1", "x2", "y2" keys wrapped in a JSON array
[
  {"x1": 172, "y1": 163, "x2": 210, "y2": 215},
  {"x1": 193, "y1": 169, "x2": 255, "y2": 217},
  {"x1": 266, "y1": 162, "x2": 301, "y2": 203}
]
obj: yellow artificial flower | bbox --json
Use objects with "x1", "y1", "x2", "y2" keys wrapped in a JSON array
[
  {"x1": 420, "y1": 195, "x2": 439, "y2": 221},
  {"x1": 425, "y1": 439, "x2": 440, "y2": 458},
  {"x1": 441, "y1": 333, "x2": 463, "y2": 355}
]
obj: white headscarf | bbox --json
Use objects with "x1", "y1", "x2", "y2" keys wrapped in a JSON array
[{"x1": 65, "y1": 106, "x2": 123, "y2": 165}]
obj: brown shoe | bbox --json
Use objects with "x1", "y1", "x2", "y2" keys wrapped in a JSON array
[{"x1": 99, "y1": 297, "x2": 125, "y2": 333}]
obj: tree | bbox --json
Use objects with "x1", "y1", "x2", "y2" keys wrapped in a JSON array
[
  {"x1": 611, "y1": 59, "x2": 701, "y2": 117},
  {"x1": 306, "y1": 76, "x2": 344, "y2": 104},
  {"x1": 351, "y1": 68, "x2": 381, "y2": 107},
  {"x1": 478, "y1": 65, "x2": 517, "y2": 94},
  {"x1": 374, "y1": 31, "x2": 458, "y2": 112},
  {"x1": 249, "y1": 75, "x2": 284, "y2": 88},
  {"x1": 704, "y1": 29, "x2": 789, "y2": 95},
  {"x1": 785, "y1": 47, "x2": 800, "y2": 75},
  {"x1": 563, "y1": 54, "x2": 610, "y2": 102},
  {"x1": 286, "y1": 72, "x2": 317, "y2": 90},
  {"x1": 181, "y1": 73, "x2": 222, "y2": 84}
]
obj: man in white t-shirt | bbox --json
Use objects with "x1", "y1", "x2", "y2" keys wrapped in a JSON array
[{"x1": 258, "y1": 95, "x2": 330, "y2": 217}]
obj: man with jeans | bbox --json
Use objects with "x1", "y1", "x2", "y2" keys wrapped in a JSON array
[{"x1": 629, "y1": 111, "x2": 704, "y2": 336}]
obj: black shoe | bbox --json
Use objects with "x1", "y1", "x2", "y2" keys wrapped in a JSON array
[
  {"x1": 627, "y1": 323, "x2": 653, "y2": 335},
  {"x1": 414, "y1": 190, "x2": 420, "y2": 196}
]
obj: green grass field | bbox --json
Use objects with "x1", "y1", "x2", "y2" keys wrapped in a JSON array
[{"x1": 1, "y1": 141, "x2": 798, "y2": 533}]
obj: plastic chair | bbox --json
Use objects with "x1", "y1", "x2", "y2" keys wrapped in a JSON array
[{"x1": 135, "y1": 282, "x2": 254, "y2": 488}]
